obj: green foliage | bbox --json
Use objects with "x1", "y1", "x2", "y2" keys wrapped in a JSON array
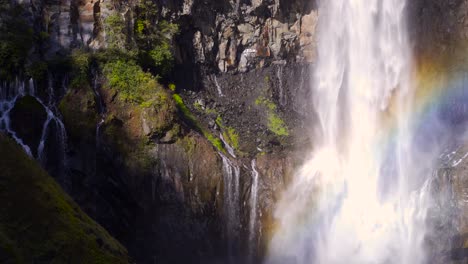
[
  {"x1": 256, "y1": 96, "x2": 289, "y2": 136},
  {"x1": 103, "y1": 60, "x2": 159, "y2": 103},
  {"x1": 0, "y1": 134, "x2": 130, "y2": 263},
  {"x1": 69, "y1": 49, "x2": 91, "y2": 89},
  {"x1": 223, "y1": 127, "x2": 239, "y2": 149},
  {"x1": 215, "y1": 115, "x2": 239, "y2": 150},
  {"x1": 173, "y1": 94, "x2": 224, "y2": 152},
  {"x1": 0, "y1": 1, "x2": 33, "y2": 80},
  {"x1": 104, "y1": 14, "x2": 127, "y2": 50},
  {"x1": 134, "y1": 0, "x2": 178, "y2": 76}
]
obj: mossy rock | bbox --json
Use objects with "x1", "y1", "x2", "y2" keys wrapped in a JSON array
[
  {"x1": 0, "y1": 133, "x2": 130, "y2": 263},
  {"x1": 59, "y1": 86, "x2": 98, "y2": 143},
  {"x1": 9, "y1": 96, "x2": 47, "y2": 156}
]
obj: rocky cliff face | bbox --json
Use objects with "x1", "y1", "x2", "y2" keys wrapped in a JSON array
[{"x1": 2, "y1": 0, "x2": 468, "y2": 263}]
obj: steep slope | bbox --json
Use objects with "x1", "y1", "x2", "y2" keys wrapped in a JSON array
[{"x1": 0, "y1": 133, "x2": 130, "y2": 263}]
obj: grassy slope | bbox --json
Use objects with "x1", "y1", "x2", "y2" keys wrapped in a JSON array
[{"x1": 0, "y1": 133, "x2": 130, "y2": 264}]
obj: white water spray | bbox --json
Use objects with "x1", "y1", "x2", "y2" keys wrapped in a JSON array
[{"x1": 267, "y1": 1, "x2": 433, "y2": 264}]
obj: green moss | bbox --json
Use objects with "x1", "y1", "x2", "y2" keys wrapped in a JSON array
[
  {"x1": 268, "y1": 113, "x2": 289, "y2": 136},
  {"x1": 215, "y1": 116, "x2": 239, "y2": 150},
  {"x1": 256, "y1": 96, "x2": 289, "y2": 136},
  {"x1": 215, "y1": 116, "x2": 223, "y2": 127},
  {"x1": 0, "y1": 133, "x2": 130, "y2": 263},
  {"x1": 168, "y1": 83, "x2": 176, "y2": 91},
  {"x1": 223, "y1": 127, "x2": 239, "y2": 149},
  {"x1": 173, "y1": 94, "x2": 224, "y2": 152}
]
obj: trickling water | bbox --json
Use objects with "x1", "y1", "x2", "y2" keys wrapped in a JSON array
[
  {"x1": 248, "y1": 159, "x2": 260, "y2": 263},
  {"x1": 213, "y1": 75, "x2": 224, "y2": 97},
  {"x1": 267, "y1": 1, "x2": 433, "y2": 264},
  {"x1": 220, "y1": 133, "x2": 236, "y2": 158},
  {"x1": 92, "y1": 71, "x2": 106, "y2": 146},
  {"x1": 276, "y1": 66, "x2": 286, "y2": 106},
  {"x1": 219, "y1": 153, "x2": 240, "y2": 261}
]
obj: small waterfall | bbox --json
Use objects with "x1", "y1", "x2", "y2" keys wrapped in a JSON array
[
  {"x1": 0, "y1": 79, "x2": 33, "y2": 156},
  {"x1": 0, "y1": 77, "x2": 68, "y2": 186},
  {"x1": 219, "y1": 152, "x2": 240, "y2": 261},
  {"x1": 276, "y1": 65, "x2": 286, "y2": 106},
  {"x1": 220, "y1": 133, "x2": 236, "y2": 158},
  {"x1": 248, "y1": 159, "x2": 260, "y2": 263},
  {"x1": 92, "y1": 70, "x2": 106, "y2": 146},
  {"x1": 213, "y1": 75, "x2": 224, "y2": 97}
]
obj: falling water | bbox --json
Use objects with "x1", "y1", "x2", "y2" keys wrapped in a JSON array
[
  {"x1": 92, "y1": 70, "x2": 106, "y2": 146},
  {"x1": 213, "y1": 75, "x2": 224, "y2": 97},
  {"x1": 0, "y1": 77, "x2": 68, "y2": 186},
  {"x1": 267, "y1": 1, "x2": 433, "y2": 264},
  {"x1": 276, "y1": 66, "x2": 286, "y2": 106},
  {"x1": 220, "y1": 153, "x2": 240, "y2": 261},
  {"x1": 0, "y1": 79, "x2": 33, "y2": 156},
  {"x1": 220, "y1": 133, "x2": 236, "y2": 158},
  {"x1": 248, "y1": 159, "x2": 260, "y2": 263}
]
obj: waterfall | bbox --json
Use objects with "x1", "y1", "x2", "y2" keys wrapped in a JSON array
[
  {"x1": 92, "y1": 70, "x2": 106, "y2": 146},
  {"x1": 0, "y1": 77, "x2": 68, "y2": 186},
  {"x1": 276, "y1": 66, "x2": 286, "y2": 106},
  {"x1": 219, "y1": 153, "x2": 240, "y2": 261},
  {"x1": 248, "y1": 159, "x2": 260, "y2": 263},
  {"x1": 0, "y1": 79, "x2": 33, "y2": 156},
  {"x1": 220, "y1": 133, "x2": 236, "y2": 158},
  {"x1": 267, "y1": 1, "x2": 433, "y2": 264},
  {"x1": 213, "y1": 75, "x2": 224, "y2": 97}
]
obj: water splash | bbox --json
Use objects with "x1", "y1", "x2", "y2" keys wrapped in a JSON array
[{"x1": 267, "y1": 1, "x2": 433, "y2": 263}]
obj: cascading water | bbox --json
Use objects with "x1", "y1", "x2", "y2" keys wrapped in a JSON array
[
  {"x1": 267, "y1": 1, "x2": 434, "y2": 264},
  {"x1": 92, "y1": 70, "x2": 106, "y2": 146},
  {"x1": 219, "y1": 153, "x2": 240, "y2": 261},
  {"x1": 0, "y1": 79, "x2": 34, "y2": 156},
  {"x1": 248, "y1": 159, "x2": 260, "y2": 263},
  {"x1": 0, "y1": 77, "x2": 69, "y2": 187}
]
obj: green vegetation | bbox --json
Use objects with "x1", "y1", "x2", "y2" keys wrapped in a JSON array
[
  {"x1": 0, "y1": 0, "x2": 33, "y2": 80},
  {"x1": 103, "y1": 59, "x2": 161, "y2": 104},
  {"x1": 255, "y1": 96, "x2": 289, "y2": 136},
  {"x1": 69, "y1": 49, "x2": 91, "y2": 89},
  {"x1": 214, "y1": 115, "x2": 239, "y2": 150},
  {"x1": 0, "y1": 133, "x2": 130, "y2": 263},
  {"x1": 134, "y1": 0, "x2": 179, "y2": 76},
  {"x1": 173, "y1": 94, "x2": 224, "y2": 152},
  {"x1": 104, "y1": 14, "x2": 127, "y2": 50}
]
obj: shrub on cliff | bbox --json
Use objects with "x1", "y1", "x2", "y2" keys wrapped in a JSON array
[{"x1": 134, "y1": 0, "x2": 179, "y2": 77}]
